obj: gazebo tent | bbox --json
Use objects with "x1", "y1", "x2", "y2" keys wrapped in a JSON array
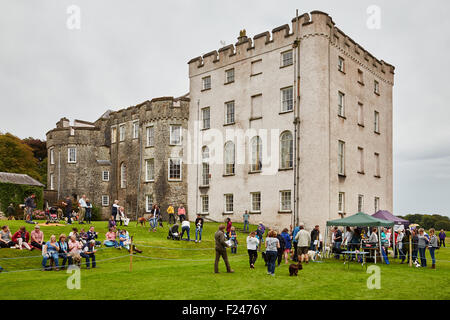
[
  {"x1": 325, "y1": 212, "x2": 394, "y2": 260},
  {"x1": 372, "y1": 210, "x2": 410, "y2": 226}
]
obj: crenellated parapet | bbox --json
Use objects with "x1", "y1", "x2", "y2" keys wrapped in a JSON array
[{"x1": 188, "y1": 11, "x2": 394, "y2": 83}]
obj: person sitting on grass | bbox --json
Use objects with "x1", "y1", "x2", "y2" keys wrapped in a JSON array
[
  {"x1": 87, "y1": 226, "x2": 101, "y2": 246},
  {"x1": 181, "y1": 220, "x2": 191, "y2": 241},
  {"x1": 108, "y1": 215, "x2": 116, "y2": 229},
  {"x1": 68, "y1": 235, "x2": 82, "y2": 265},
  {"x1": 79, "y1": 228, "x2": 88, "y2": 245},
  {"x1": 42, "y1": 235, "x2": 60, "y2": 271},
  {"x1": 12, "y1": 226, "x2": 32, "y2": 251},
  {"x1": 104, "y1": 227, "x2": 119, "y2": 248},
  {"x1": 0, "y1": 225, "x2": 15, "y2": 249},
  {"x1": 57, "y1": 234, "x2": 72, "y2": 269},
  {"x1": 81, "y1": 240, "x2": 96, "y2": 269},
  {"x1": 119, "y1": 229, "x2": 131, "y2": 250},
  {"x1": 30, "y1": 225, "x2": 44, "y2": 250},
  {"x1": 118, "y1": 230, "x2": 142, "y2": 253}
]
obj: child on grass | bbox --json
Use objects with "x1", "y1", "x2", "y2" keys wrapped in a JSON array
[{"x1": 230, "y1": 226, "x2": 238, "y2": 254}]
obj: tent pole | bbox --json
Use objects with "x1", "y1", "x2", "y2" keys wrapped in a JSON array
[{"x1": 378, "y1": 228, "x2": 382, "y2": 264}]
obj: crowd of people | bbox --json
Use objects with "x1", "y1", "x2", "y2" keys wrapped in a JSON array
[
  {"x1": 329, "y1": 225, "x2": 445, "y2": 269},
  {"x1": 0, "y1": 223, "x2": 144, "y2": 271},
  {"x1": 1, "y1": 194, "x2": 448, "y2": 275}
]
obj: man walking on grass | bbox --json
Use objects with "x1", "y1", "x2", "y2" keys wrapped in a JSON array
[{"x1": 214, "y1": 224, "x2": 234, "y2": 273}]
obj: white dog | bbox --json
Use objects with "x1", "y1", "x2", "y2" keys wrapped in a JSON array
[{"x1": 307, "y1": 250, "x2": 317, "y2": 261}]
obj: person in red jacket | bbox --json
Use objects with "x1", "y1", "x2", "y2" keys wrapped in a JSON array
[
  {"x1": 225, "y1": 218, "x2": 232, "y2": 239},
  {"x1": 12, "y1": 226, "x2": 32, "y2": 250}
]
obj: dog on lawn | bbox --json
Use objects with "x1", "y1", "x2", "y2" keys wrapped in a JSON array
[
  {"x1": 289, "y1": 261, "x2": 303, "y2": 276},
  {"x1": 137, "y1": 217, "x2": 147, "y2": 227}
]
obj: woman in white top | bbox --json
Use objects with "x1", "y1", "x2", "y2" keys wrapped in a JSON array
[
  {"x1": 265, "y1": 230, "x2": 280, "y2": 276},
  {"x1": 246, "y1": 231, "x2": 260, "y2": 269}
]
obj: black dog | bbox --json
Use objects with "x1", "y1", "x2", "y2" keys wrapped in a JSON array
[{"x1": 289, "y1": 261, "x2": 303, "y2": 276}]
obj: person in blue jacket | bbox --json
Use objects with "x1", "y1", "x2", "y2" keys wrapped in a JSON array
[
  {"x1": 291, "y1": 225, "x2": 300, "y2": 262},
  {"x1": 281, "y1": 228, "x2": 292, "y2": 264}
]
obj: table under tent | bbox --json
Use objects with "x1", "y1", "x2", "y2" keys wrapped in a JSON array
[{"x1": 325, "y1": 212, "x2": 394, "y2": 264}]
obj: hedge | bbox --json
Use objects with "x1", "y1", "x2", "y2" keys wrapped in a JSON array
[{"x1": 0, "y1": 182, "x2": 43, "y2": 214}]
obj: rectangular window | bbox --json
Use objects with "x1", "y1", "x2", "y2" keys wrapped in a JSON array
[
  {"x1": 133, "y1": 121, "x2": 139, "y2": 139},
  {"x1": 338, "y1": 192, "x2": 345, "y2": 214},
  {"x1": 111, "y1": 127, "x2": 117, "y2": 144},
  {"x1": 145, "y1": 195, "x2": 153, "y2": 213},
  {"x1": 251, "y1": 192, "x2": 261, "y2": 212},
  {"x1": 374, "y1": 111, "x2": 380, "y2": 133},
  {"x1": 201, "y1": 195, "x2": 209, "y2": 214},
  {"x1": 202, "y1": 76, "x2": 211, "y2": 90},
  {"x1": 102, "y1": 171, "x2": 110, "y2": 182},
  {"x1": 102, "y1": 195, "x2": 109, "y2": 207},
  {"x1": 280, "y1": 190, "x2": 291, "y2": 212},
  {"x1": 168, "y1": 158, "x2": 182, "y2": 181},
  {"x1": 202, "y1": 107, "x2": 210, "y2": 129},
  {"x1": 358, "y1": 147, "x2": 364, "y2": 174},
  {"x1": 50, "y1": 174, "x2": 54, "y2": 190},
  {"x1": 68, "y1": 147, "x2": 77, "y2": 163},
  {"x1": 251, "y1": 59, "x2": 262, "y2": 76},
  {"x1": 374, "y1": 80, "x2": 380, "y2": 94},
  {"x1": 338, "y1": 56, "x2": 345, "y2": 72},
  {"x1": 374, "y1": 153, "x2": 380, "y2": 177},
  {"x1": 202, "y1": 162, "x2": 209, "y2": 186},
  {"x1": 374, "y1": 197, "x2": 380, "y2": 213},
  {"x1": 145, "y1": 159, "x2": 155, "y2": 182},
  {"x1": 225, "y1": 101, "x2": 235, "y2": 125},
  {"x1": 338, "y1": 92, "x2": 345, "y2": 117},
  {"x1": 146, "y1": 126, "x2": 154, "y2": 147},
  {"x1": 225, "y1": 69, "x2": 234, "y2": 84},
  {"x1": 224, "y1": 194, "x2": 234, "y2": 213},
  {"x1": 338, "y1": 141, "x2": 345, "y2": 175},
  {"x1": 358, "y1": 103, "x2": 364, "y2": 126},
  {"x1": 358, "y1": 69, "x2": 364, "y2": 84},
  {"x1": 251, "y1": 94, "x2": 262, "y2": 119},
  {"x1": 119, "y1": 124, "x2": 126, "y2": 141},
  {"x1": 281, "y1": 87, "x2": 293, "y2": 112},
  {"x1": 281, "y1": 50, "x2": 293, "y2": 67},
  {"x1": 50, "y1": 148, "x2": 54, "y2": 165},
  {"x1": 358, "y1": 194, "x2": 364, "y2": 213},
  {"x1": 170, "y1": 125, "x2": 182, "y2": 145},
  {"x1": 120, "y1": 164, "x2": 127, "y2": 189}
]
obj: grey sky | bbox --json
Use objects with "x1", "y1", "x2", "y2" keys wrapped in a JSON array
[{"x1": 1, "y1": 0, "x2": 449, "y2": 216}]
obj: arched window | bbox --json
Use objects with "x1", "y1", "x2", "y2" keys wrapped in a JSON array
[
  {"x1": 280, "y1": 131, "x2": 293, "y2": 169},
  {"x1": 251, "y1": 136, "x2": 262, "y2": 172},
  {"x1": 224, "y1": 141, "x2": 235, "y2": 175},
  {"x1": 202, "y1": 146, "x2": 210, "y2": 186},
  {"x1": 120, "y1": 162, "x2": 127, "y2": 188}
]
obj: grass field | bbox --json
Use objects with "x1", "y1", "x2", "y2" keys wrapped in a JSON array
[{"x1": 0, "y1": 220, "x2": 449, "y2": 300}]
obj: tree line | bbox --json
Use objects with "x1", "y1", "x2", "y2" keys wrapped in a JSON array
[
  {"x1": 0, "y1": 133, "x2": 47, "y2": 185},
  {"x1": 398, "y1": 214, "x2": 450, "y2": 231}
]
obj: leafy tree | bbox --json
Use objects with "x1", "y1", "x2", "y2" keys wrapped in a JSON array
[
  {"x1": 0, "y1": 133, "x2": 41, "y2": 182},
  {"x1": 23, "y1": 137, "x2": 47, "y2": 161}
]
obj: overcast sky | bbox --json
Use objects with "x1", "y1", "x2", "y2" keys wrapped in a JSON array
[{"x1": 1, "y1": 0, "x2": 449, "y2": 216}]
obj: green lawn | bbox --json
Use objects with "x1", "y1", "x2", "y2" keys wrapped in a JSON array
[{"x1": 0, "y1": 220, "x2": 449, "y2": 300}]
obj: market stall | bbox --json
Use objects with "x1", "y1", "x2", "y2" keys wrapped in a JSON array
[{"x1": 325, "y1": 212, "x2": 394, "y2": 264}]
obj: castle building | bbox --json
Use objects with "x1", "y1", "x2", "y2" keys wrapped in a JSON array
[
  {"x1": 47, "y1": 11, "x2": 394, "y2": 229},
  {"x1": 186, "y1": 11, "x2": 394, "y2": 230},
  {"x1": 46, "y1": 97, "x2": 189, "y2": 219}
]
